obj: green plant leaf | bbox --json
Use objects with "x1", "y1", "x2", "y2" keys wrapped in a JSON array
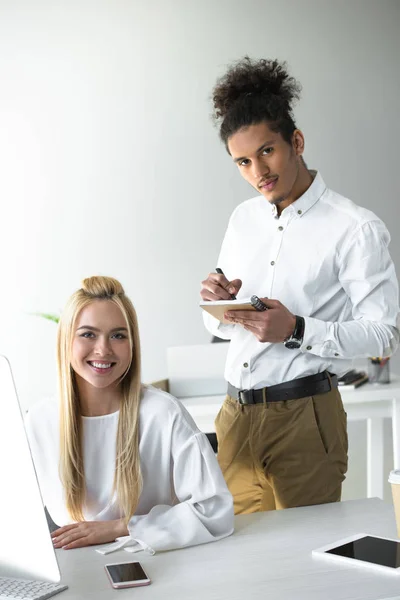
[{"x1": 32, "y1": 312, "x2": 60, "y2": 324}]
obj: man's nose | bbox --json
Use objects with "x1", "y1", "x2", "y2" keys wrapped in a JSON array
[{"x1": 252, "y1": 158, "x2": 268, "y2": 181}]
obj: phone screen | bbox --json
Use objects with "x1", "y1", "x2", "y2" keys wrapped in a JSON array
[
  {"x1": 106, "y1": 562, "x2": 148, "y2": 583},
  {"x1": 326, "y1": 536, "x2": 400, "y2": 568}
]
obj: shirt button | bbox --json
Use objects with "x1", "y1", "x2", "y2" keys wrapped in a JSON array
[
  {"x1": 306, "y1": 345, "x2": 312, "y2": 350},
  {"x1": 270, "y1": 261, "x2": 275, "y2": 266},
  {"x1": 243, "y1": 362, "x2": 249, "y2": 368},
  {"x1": 278, "y1": 226, "x2": 283, "y2": 231},
  {"x1": 297, "y1": 209, "x2": 302, "y2": 215}
]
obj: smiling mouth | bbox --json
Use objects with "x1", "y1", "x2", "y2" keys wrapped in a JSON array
[{"x1": 87, "y1": 361, "x2": 116, "y2": 373}]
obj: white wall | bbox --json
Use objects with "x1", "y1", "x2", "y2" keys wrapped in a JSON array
[{"x1": 0, "y1": 0, "x2": 399, "y2": 498}]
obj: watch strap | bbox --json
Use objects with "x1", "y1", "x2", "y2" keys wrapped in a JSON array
[
  {"x1": 284, "y1": 315, "x2": 305, "y2": 344},
  {"x1": 292, "y1": 315, "x2": 305, "y2": 342}
]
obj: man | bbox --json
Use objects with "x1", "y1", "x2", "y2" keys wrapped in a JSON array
[{"x1": 200, "y1": 57, "x2": 399, "y2": 514}]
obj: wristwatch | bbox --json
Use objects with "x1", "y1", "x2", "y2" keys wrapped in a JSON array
[{"x1": 284, "y1": 316, "x2": 305, "y2": 349}]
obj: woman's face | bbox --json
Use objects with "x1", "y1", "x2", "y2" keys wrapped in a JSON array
[{"x1": 71, "y1": 300, "x2": 132, "y2": 390}]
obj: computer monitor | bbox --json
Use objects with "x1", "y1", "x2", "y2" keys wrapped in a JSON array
[{"x1": 0, "y1": 355, "x2": 61, "y2": 582}]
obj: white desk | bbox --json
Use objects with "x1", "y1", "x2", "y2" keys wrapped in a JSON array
[
  {"x1": 180, "y1": 376, "x2": 400, "y2": 500},
  {"x1": 57, "y1": 498, "x2": 400, "y2": 600}
]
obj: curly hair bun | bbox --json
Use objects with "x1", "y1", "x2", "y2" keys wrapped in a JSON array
[
  {"x1": 81, "y1": 276, "x2": 125, "y2": 298},
  {"x1": 213, "y1": 57, "x2": 301, "y2": 120}
]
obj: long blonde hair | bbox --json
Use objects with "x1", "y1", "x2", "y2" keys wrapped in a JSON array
[{"x1": 57, "y1": 276, "x2": 143, "y2": 523}]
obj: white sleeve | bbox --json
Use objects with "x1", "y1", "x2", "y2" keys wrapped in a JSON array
[
  {"x1": 301, "y1": 220, "x2": 400, "y2": 359},
  {"x1": 202, "y1": 310, "x2": 235, "y2": 340},
  {"x1": 127, "y1": 432, "x2": 234, "y2": 553}
]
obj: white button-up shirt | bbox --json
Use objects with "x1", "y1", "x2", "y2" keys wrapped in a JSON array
[{"x1": 203, "y1": 171, "x2": 400, "y2": 389}]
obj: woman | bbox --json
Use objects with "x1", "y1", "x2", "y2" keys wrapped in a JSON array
[{"x1": 25, "y1": 276, "x2": 234, "y2": 553}]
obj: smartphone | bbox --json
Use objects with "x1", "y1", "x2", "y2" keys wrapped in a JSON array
[{"x1": 105, "y1": 561, "x2": 151, "y2": 589}]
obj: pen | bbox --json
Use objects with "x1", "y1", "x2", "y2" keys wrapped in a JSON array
[{"x1": 215, "y1": 268, "x2": 237, "y2": 300}]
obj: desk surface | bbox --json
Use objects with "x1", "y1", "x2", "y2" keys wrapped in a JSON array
[
  {"x1": 340, "y1": 374, "x2": 400, "y2": 401},
  {"x1": 57, "y1": 498, "x2": 400, "y2": 600}
]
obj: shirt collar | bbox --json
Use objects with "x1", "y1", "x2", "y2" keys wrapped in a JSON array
[{"x1": 271, "y1": 170, "x2": 326, "y2": 219}]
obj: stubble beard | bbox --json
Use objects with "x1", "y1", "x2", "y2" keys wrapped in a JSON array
[{"x1": 270, "y1": 195, "x2": 286, "y2": 206}]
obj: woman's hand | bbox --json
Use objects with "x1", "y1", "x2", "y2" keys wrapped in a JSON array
[{"x1": 52, "y1": 518, "x2": 129, "y2": 550}]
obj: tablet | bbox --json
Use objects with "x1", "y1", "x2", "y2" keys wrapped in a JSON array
[{"x1": 313, "y1": 533, "x2": 400, "y2": 575}]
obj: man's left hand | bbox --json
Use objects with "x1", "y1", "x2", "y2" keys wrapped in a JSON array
[
  {"x1": 225, "y1": 298, "x2": 296, "y2": 343},
  {"x1": 52, "y1": 519, "x2": 129, "y2": 550}
]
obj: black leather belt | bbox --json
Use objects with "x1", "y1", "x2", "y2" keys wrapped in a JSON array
[{"x1": 228, "y1": 371, "x2": 338, "y2": 405}]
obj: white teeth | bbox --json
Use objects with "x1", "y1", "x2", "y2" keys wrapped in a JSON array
[{"x1": 91, "y1": 362, "x2": 112, "y2": 369}]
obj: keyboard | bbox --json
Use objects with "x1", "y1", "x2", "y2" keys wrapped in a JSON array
[{"x1": 0, "y1": 576, "x2": 67, "y2": 600}]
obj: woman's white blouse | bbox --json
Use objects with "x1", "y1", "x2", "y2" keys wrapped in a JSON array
[{"x1": 24, "y1": 385, "x2": 234, "y2": 553}]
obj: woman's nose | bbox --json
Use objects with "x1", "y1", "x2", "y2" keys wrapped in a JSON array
[{"x1": 94, "y1": 337, "x2": 112, "y2": 355}]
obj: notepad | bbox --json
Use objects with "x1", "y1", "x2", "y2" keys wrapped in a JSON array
[{"x1": 200, "y1": 298, "x2": 256, "y2": 324}]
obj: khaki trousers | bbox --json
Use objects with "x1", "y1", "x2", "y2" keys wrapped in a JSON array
[{"x1": 215, "y1": 386, "x2": 348, "y2": 514}]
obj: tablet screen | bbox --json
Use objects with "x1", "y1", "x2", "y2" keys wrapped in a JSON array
[{"x1": 327, "y1": 536, "x2": 400, "y2": 568}]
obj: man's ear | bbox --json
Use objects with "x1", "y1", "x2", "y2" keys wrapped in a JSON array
[{"x1": 292, "y1": 129, "x2": 305, "y2": 156}]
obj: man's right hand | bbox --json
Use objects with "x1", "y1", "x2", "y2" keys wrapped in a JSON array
[{"x1": 200, "y1": 272, "x2": 242, "y2": 301}]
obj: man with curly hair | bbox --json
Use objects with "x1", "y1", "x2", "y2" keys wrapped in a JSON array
[{"x1": 200, "y1": 57, "x2": 399, "y2": 514}]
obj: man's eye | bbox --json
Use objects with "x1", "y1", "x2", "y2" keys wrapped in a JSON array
[
  {"x1": 262, "y1": 147, "x2": 273, "y2": 155},
  {"x1": 239, "y1": 159, "x2": 250, "y2": 167}
]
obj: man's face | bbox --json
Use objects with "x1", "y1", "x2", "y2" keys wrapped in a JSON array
[{"x1": 227, "y1": 121, "x2": 304, "y2": 208}]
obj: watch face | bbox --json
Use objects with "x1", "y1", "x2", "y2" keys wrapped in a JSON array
[{"x1": 285, "y1": 340, "x2": 301, "y2": 349}]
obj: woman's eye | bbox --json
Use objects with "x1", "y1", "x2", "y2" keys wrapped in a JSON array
[
  {"x1": 112, "y1": 333, "x2": 127, "y2": 340},
  {"x1": 80, "y1": 332, "x2": 94, "y2": 338},
  {"x1": 239, "y1": 159, "x2": 250, "y2": 167},
  {"x1": 262, "y1": 147, "x2": 273, "y2": 155}
]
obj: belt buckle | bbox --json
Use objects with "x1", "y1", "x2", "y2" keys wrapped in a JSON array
[{"x1": 238, "y1": 389, "x2": 254, "y2": 405}]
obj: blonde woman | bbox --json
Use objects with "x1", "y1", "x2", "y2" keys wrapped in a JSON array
[{"x1": 25, "y1": 276, "x2": 234, "y2": 553}]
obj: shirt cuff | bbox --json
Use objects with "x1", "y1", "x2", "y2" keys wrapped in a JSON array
[{"x1": 300, "y1": 316, "x2": 331, "y2": 355}]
